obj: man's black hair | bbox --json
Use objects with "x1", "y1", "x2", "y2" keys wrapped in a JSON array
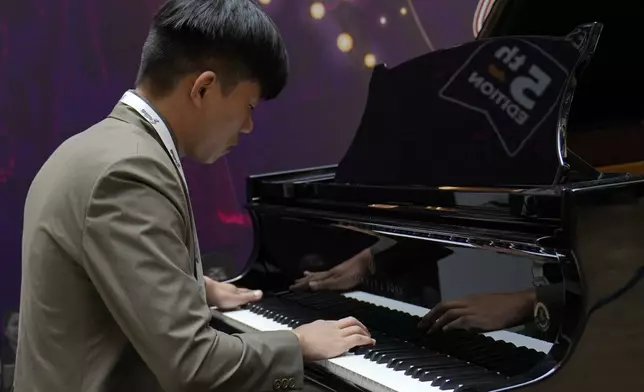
[{"x1": 136, "y1": 0, "x2": 288, "y2": 100}]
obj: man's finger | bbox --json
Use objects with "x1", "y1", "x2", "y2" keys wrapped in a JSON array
[
  {"x1": 419, "y1": 303, "x2": 445, "y2": 329},
  {"x1": 340, "y1": 325, "x2": 371, "y2": 338},
  {"x1": 309, "y1": 275, "x2": 342, "y2": 291},
  {"x1": 429, "y1": 308, "x2": 470, "y2": 333},
  {"x1": 418, "y1": 300, "x2": 467, "y2": 329},
  {"x1": 292, "y1": 272, "x2": 330, "y2": 290},
  {"x1": 290, "y1": 276, "x2": 314, "y2": 290},
  {"x1": 289, "y1": 282, "x2": 308, "y2": 291},
  {"x1": 336, "y1": 316, "x2": 369, "y2": 334},
  {"x1": 442, "y1": 315, "x2": 474, "y2": 332},
  {"x1": 307, "y1": 270, "x2": 333, "y2": 281},
  {"x1": 346, "y1": 334, "x2": 376, "y2": 349},
  {"x1": 238, "y1": 289, "x2": 263, "y2": 303}
]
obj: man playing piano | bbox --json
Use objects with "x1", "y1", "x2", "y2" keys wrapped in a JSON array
[{"x1": 14, "y1": 1, "x2": 374, "y2": 392}]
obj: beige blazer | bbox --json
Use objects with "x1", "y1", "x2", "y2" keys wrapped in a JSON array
[{"x1": 14, "y1": 101, "x2": 303, "y2": 392}]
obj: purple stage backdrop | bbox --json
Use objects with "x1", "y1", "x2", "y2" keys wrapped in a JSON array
[{"x1": 0, "y1": 0, "x2": 487, "y2": 314}]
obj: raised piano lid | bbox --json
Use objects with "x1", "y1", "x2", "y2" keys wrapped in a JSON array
[
  {"x1": 478, "y1": 0, "x2": 644, "y2": 173},
  {"x1": 334, "y1": 21, "x2": 602, "y2": 188}
]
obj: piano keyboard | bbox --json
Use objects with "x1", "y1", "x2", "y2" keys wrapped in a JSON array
[{"x1": 211, "y1": 291, "x2": 553, "y2": 392}]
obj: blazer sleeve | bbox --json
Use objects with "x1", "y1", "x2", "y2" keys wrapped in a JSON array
[{"x1": 81, "y1": 155, "x2": 303, "y2": 392}]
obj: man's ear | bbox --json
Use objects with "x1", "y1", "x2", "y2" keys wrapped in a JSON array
[{"x1": 190, "y1": 71, "x2": 217, "y2": 107}]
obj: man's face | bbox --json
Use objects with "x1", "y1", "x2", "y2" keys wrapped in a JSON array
[{"x1": 188, "y1": 74, "x2": 260, "y2": 164}]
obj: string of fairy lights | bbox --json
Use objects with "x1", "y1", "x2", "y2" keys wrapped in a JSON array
[{"x1": 258, "y1": 0, "x2": 415, "y2": 68}]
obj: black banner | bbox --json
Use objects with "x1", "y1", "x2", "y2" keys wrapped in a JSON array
[
  {"x1": 336, "y1": 24, "x2": 602, "y2": 187},
  {"x1": 439, "y1": 39, "x2": 570, "y2": 157}
]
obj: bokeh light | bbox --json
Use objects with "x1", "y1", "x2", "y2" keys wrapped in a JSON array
[
  {"x1": 310, "y1": 2, "x2": 326, "y2": 20},
  {"x1": 337, "y1": 33, "x2": 354, "y2": 52},
  {"x1": 364, "y1": 53, "x2": 377, "y2": 68}
]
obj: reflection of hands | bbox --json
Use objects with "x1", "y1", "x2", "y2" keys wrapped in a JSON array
[
  {"x1": 418, "y1": 289, "x2": 536, "y2": 333},
  {"x1": 205, "y1": 277, "x2": 263, "y2": 310},
  {"x1": 290, "y1": 249, "x2": 372, "y2": 291}
]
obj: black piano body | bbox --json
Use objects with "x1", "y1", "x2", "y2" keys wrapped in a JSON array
[
  {"x1": 212, "y1": 167, "x2": 644, "y2": 392},
  {"x1": 211, "y1": 1, "x2": 644, "y2": 391}
]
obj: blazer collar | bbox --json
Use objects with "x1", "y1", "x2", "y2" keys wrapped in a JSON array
[{"x1": 108, "y1": 91, "x2": 180, "y2": 149}]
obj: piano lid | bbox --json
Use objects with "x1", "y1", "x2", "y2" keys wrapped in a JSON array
[
  {"x1": 479, "y1": 0, "x2": 644, "y2": 170},
  {"x1": 335, "y1": 23, "x2": 602, "y2": 189}
]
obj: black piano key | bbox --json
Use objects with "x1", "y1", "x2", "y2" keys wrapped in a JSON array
[
  {"x1": 273, "y1": 314, "x2": 288, "y2": 322},
  {"x1": 418, "y1": 364, "x2": 482, "y2": 382},
  {"x1": 428, "y1": 367, "x2": 492, "y2": 385},
  {"x1": 362, "y1": 343, "x2": 411, "y2": 359},
  {"x1": 372, "y1": 349, "x2": 421, "y2": 363},
  {"x1": 410, "y1": 362, "x2": 471, "y2": 379},
  {"x1": 374, "y1": 348, "x2": 428, "y2": 364},
  {"x1": 352, "y1": 337, "x2": 399, "y2": 355},
  {"x1": 439, "y1": 374, "x2": 507, "y2": 390},
  {"x1": 453, "y1": 379, "x2": 511, "y2": 392},
  {"x1": 422, "y1": 366, "x2": 490, "y2": 383},
  {"x1": 287, "y1": 319, "x2": 303, "y2": 328},
  {"x1": 364, "y1": 344, "x2": 417, "y2": 358},
  {"x1": 453, "y1": 345, "x2": 504, "y2": 366},
  {"x1": 401, "y1": 356, "x2": 459, "y2": 373},
  {"x1": 387, "y1": 352, "x2": 443, "y2": 369}
]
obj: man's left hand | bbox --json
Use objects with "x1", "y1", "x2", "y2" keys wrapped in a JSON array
[{"x1": 205, "y1": 278, "x2": 263, "y2": 310}]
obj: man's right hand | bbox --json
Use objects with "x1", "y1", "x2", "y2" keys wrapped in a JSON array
[
  {"x1": 290, "y1": 249, "x2": 372, "y2": 292},
  {"x1": 293, "y1": 317, "x2": 375, "y2": 361}
]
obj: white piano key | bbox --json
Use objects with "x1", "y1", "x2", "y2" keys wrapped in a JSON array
[
  {"x1": 217, "y1": 308, "x2": 290, "y2": 332},
  {"x1": 322, "y1": 353, "x2": 445, "y2": 392}
]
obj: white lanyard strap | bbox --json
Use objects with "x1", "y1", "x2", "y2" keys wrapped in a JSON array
[
  {"x1": 119, "y1": 91, "x2": 188, "y2": 190},
  {"x1": 119, "y1": 91, "x2": 205, "y2": 296}
]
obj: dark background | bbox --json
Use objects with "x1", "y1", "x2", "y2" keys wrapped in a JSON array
[{"x1": 0, "y1": 0, "x2": 483, "y2": 319}]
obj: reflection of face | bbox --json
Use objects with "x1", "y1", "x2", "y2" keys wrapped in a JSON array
[
  {"x1": 190, "y1": 79, "x2": 260, "y2": 164},
  {"x1": 5, "y1": 312, "x2": 19, "y2": 353},
  {"x1": 206, "y1": 267, "x2": 228, "y2": 282}
]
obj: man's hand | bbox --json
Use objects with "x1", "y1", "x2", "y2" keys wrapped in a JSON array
[
  {"x1": 418, "y1": 289, "x2": 536, "y2": 333},
  {"x1": 293, "y1": 317, "x2": 375, "y2": 361},
  {"x1": 204, "y1": 277, "x2": 263, "y2": 310},
  {"x1": 290, "y1": 249, "x2": 372, "y2": 291}
]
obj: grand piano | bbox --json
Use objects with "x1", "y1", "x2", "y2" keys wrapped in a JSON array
[{"x1": 210, "y1": 1, "x2": 644, "y2": 391}]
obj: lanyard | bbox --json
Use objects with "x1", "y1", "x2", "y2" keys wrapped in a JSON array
[
  {"x1": 119, "y1": 91, "x2": 205, "y2": 297},
  {"x1": 120, "y1": 91, "x2": 188, "y2": 190}
]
